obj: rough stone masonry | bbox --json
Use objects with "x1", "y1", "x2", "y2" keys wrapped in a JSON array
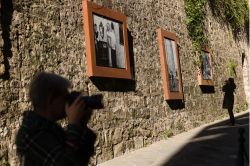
[{"x1": 0, "y1": 0, "x2": 249, "y2": 165}]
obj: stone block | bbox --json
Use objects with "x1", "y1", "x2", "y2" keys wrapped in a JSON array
[
  {"x1": 134, "y1": 137, "x2": 144, "y2": 149},
  {"x1": 0, "y1": 64, "x2": 5, "y2": 76},
  {"x1": 112, "y1": 128, "x2": 123, "y2": 144},
  {"x1": 113, "y1": 142, "x2": 124, "y2": 157}
]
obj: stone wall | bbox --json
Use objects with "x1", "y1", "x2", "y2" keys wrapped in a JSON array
[{"x1": 0, "y1": 0, "x2": 248, "y2": 165}]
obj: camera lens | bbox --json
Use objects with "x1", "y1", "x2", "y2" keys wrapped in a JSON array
[{"x1": 66, "y1": 91, "x2": 103, "y2": 109}]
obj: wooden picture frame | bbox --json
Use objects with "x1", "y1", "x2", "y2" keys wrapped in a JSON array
[
  {"x1": 157, "y1": 28, "x2": 183, "y2": 100},
  {"x1": 198, "y1": 48, "x2": 213, "y2": 86},
  {"x1": 82, "y1": 0, "x2": 131, "y2": 79}
]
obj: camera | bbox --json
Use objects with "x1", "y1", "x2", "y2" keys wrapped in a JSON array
[{"x1": 66, "y1": 91, "x2": 104, "y2": 109}]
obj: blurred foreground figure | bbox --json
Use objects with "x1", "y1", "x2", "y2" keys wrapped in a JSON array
[{"x1": 16, "y1": 72, "x2": 96, "y2": 166}]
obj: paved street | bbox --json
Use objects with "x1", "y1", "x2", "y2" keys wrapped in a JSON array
[{"x1": 98, "y1": 111, "x2": 249, "y2": 166}]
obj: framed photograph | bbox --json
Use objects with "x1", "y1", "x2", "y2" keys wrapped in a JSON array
[
  {"x1": 157, "y1": 28, "x2": 183, "y2": 100},
  {"x1": 198, "y1": 48, "x2": 213, "y2": 86},
  {"x1": 82, "y1": 0, "x2": 131, "y2": 79}
]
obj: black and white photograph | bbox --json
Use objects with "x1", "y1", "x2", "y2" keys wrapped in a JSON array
[
  {"x1": 164, "y1": 38, "x2": 179, "y2": 92},
  {"x1": 201, "y1": 51, "x2": 212, "y2": 80},
  {"x1": 157, "y1": 28, "x2": 183, "y2": 100},
  {"x1": 93, "y1": 14, "x2": 125, "y2": 69}
]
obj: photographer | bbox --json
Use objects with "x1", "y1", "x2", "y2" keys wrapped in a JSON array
[
  {"x1": 222, "y1": 78, "x2": 236, "y2": 125},
  {"x1": 16, "y1": 72, "x2": 96, "y2": 166}
]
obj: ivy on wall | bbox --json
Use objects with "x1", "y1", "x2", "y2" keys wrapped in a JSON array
[
  {"x1": 185, "y1": 0, "x2": 249, "y2": 49},
  {"x1": 229, "y1": 59, "x2": 236, "y2": 78},
  {"x1": 184, "y1": 0, "x2": 208, "y2": 50},
  {"x1": 208, "y1": 0, "x2": 249, "y2": 37}
]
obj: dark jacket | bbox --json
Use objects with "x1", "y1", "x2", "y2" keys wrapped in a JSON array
[
  {"x1": 222, "y1": 80, "x2": 236, "y2": 109},
  {"x1": 16, "y1": 111, "x2": 96, "y2": 166}
]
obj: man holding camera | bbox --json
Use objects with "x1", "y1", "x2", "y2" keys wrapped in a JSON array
[{"x1": 16, "y1": 72, "x2": 96, "y2": 166}]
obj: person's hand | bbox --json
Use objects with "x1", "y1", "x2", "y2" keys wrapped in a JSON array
[
  {"x1": 81, "y1": 107, "x2": 94, "y2": 127},
  {"x1": 65, "y1": 93, "x2": 86, "y2": 126}
]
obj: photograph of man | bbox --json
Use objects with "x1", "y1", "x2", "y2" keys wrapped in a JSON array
[
  {"x1": 202, "y1": 51, "x2": 212, "y2": 80},
  {"x1": 164, "y1": 38, "x2": 179, "y2": 92},
  {"x1": 96, "y1": 22, "x2": 109, "y2": 67}
]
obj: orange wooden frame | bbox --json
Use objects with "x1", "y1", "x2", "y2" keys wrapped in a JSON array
[
  {"x1": 82, "y1": 0, "x2": 131, "y2": 79},
  {"x1": 157, "y1": 28, "x2": 183, "y2": 100},
  {"x1": 198, "y1": 48, "x2": 213, "y2": 86}
]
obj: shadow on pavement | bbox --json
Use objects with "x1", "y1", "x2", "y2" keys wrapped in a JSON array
[{"x1": 162, "y1": 112, "x2": 249, "y2": 166}]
